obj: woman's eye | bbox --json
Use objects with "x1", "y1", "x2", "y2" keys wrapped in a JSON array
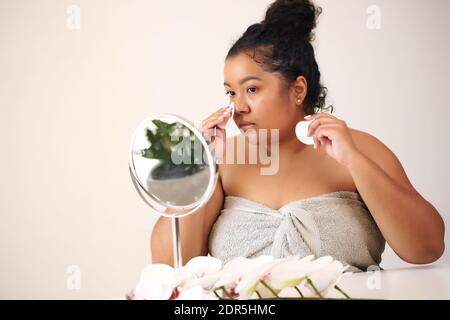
[{"x1": 225, "y1": 88, "x2": 257, "y2": 97}]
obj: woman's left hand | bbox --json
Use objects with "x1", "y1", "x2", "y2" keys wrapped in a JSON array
[{"x1": 306, "y1": 113, "x2": 362, "y2": 167}]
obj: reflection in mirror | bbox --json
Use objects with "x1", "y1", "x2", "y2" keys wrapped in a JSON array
[
  {"x1": 141, "y1": 119, "x2": 209, "y2": 207},
  {"x1": 128, "y1": 114, "x2": 217, "y2": 268}
]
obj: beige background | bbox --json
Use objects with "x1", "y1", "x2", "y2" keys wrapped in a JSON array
[{"x1": 0, "y1": 0, "x2": 449, "y2": 299}]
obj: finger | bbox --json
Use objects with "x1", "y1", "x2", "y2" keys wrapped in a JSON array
[
  {"x1": 202, "y1": 118, "x2": 222, "y2": 133},
  {"x1": 313, "y1": 135, "x2": 319, "y2": 149},
  {"x1": 204, "y1": 125, "x2": 225, "y2": 143},
  {"x1": 314, "y1": 124, "x2": 340, "y2": 141},
  {"x1": 318, "y1": 136, "x2": 328, "y2": 148},
  {"x1": 216, "y1": 105, "x2": 233, "y2": 116},
  {"x1": 214, "y1": 106, "x2": 232, "y2": 117},
  {"x1": 203, "y1": 108, "x2": 232, "y2": 127},
  {"x1": 202, "y1": 107, "x2": 232, "y2": 126},
  {"x1": 307, "y1": 117, "x2": 335, "y2": 137},
  {"x1": 305, "y1": 113, "x2": 339, "y2": 122},
  {"x1": 202, "y1": 112, "x2": 232, "y2": 131}
]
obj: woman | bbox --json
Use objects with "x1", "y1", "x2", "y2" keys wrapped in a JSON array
[{"x1": 151, "y1": 0, "x2": 445, "y2": 272}]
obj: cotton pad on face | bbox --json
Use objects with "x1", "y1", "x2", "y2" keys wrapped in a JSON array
[
  {"x1": 217, "y1": 102, "x2": 242, "y2": 138},
  {"x1": 295, "y1": 119, "x2": 315, "y2": 146}
]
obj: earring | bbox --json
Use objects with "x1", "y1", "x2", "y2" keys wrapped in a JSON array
[{"x1": 297, "y1": 99, "x2": 302, "y2": 105}]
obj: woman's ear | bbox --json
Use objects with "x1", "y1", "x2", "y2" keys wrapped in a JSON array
[{"x1": 293, "y1": 76, "x2": 308, "y2": 106}]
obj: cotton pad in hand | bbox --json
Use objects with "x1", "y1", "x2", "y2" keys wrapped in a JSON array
[
  {"x1": 295, "y1": 120, "x2": 315, "y2": 146},
  {"x1": 217, "y1": 102, "x2": 235, "y2": 129},
  {"x1": 217, "y1": 102, "x2": 242, "y2": 138}
]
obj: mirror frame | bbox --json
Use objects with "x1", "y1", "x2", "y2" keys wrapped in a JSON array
[{"x1": 128, "y1": 113, "x2": 218, "y2": 219}]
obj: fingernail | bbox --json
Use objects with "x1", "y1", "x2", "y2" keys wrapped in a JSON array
[{"x1": 304, "y1": 115, "x2": 312, "y2": 120}]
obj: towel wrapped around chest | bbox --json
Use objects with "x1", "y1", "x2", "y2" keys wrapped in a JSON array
[{"x1": 208, "y1": 191, "x2": 386, "y2": 273}]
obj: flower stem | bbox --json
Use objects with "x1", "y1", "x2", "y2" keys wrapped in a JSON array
[
  {"x1": 213, "y1": 286, "x2": 234, "y2": 300},
  {"x1": 255, "y1": 290, "x2": 262, "y2": 299},
  {"x1": 294, "y1": 286, "x2": 304, "y2": 298},
  {"x1": 334, "y1": 285, "x2": 351, "y2": 299},
  {"x1": 306, "y1": 278, "x2": 324, "y2": 299},
  {"x1": 213, "y1": 289, "x2": 222, "y2": 299},
  {"x1": 260, "y1": 280, "x2": 279, "y2": 298}
]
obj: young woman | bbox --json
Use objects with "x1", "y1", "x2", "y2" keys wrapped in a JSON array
[{"x1": 151, "y1": 0, "x2": 445, "y2": 272}]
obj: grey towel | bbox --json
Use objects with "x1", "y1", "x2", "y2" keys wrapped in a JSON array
[{"x1": 208, "y1": 191, "x2": 386, "y2": 273}]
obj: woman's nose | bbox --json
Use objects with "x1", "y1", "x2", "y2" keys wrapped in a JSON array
[{"x1": 234, "y1": 100, "x2": 250, "y2": 114}]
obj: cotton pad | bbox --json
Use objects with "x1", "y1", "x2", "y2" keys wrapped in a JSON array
[
  {"x1": 295, "y1": 119, "x2": 315, "y2": 146},
  {"x1": 217, "y1": 102, "x2": 242, "y2": 138}
]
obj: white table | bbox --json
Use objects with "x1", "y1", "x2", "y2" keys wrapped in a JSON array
[{"x1": 324, "y1": 264, "x2": 450, "y2": 300}]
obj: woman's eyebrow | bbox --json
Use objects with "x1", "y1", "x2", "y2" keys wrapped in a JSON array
[{"x1": 224, "y1": 76, "x2": 262, "y2": 87}]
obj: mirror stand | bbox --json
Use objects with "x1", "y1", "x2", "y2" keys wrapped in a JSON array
[
  {"x1": 129, "y1": 167, "x2": 184, "y2": 269},
  {"x1": 171, "y1": 217, "x2": 182, "y2": 269}
]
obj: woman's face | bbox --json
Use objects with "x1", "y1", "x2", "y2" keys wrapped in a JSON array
[{"x1": 224, "y1": 53, "x2": 306, "y2": 144}]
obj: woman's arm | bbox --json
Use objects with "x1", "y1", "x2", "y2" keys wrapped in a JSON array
[
  {"x1": 347, "y1": 131, "x2": 445, "y2": 264},
  {"x1": 307, "y1": 112, "x2": 445, "y2": 264}
]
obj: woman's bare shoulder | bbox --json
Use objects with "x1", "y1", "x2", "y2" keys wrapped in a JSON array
[{"x1": 350, "y1": 128, "x2": 390, "y2": 154}]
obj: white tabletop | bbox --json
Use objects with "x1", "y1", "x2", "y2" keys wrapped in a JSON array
[{"x1": 323, "y1": 264, "x2": 450, "y2": 300}]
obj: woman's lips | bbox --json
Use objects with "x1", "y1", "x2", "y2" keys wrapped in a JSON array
[{"x1": 238, "y1": 122, "x2": 256, "y2": 131}]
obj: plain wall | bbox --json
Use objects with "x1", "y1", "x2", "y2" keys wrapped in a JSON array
[{"x1": 0, "y1": 0, "x2": 448, "y2": 299}]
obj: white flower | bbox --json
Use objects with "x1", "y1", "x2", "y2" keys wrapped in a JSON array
[
  {"x1": 213, "y1": 256, "x2": 253, "y2": 289},
  {"x1": 300, "y1": 260, "x2": 352, "y2": 297},
  {"x1": 184, "y1": 273, "x2": 222, "y2": 291},
  {"x1": 133, "y1": 264, "x2": 175, "y2": 300},
  {"x1": 128, "y1": 255, "x2": 353, "y2": 300},
  {"x1": 265, "y1": 255, "x2": 315, "y2": 290},
  {"x1": 131, "y1": 259, "x2": 222, "y2": 300},
  {"x1": 234, "y1": 256, "x2": 292, "y2": 299},
  {"x1": 175, "y1": 285, "x2": 218, "y2": 300},
  {"x1": 245, "y1": 255, "x2": 321, "y2": 299},
  {"x1": 236, "y1": 255, "x2": 346, "y2": 299},
  {"x1": 214, "y1": 255, "x2": 276, "y2": 299},
  {"x1": 178, "y1": 256, "x2": 223, "y2": 291},
  {"x1": 184, "y1": 256, "x2": 223, "y2": 277}
]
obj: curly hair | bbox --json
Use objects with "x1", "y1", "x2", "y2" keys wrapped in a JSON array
[{"x1": 226, "y1": 0, "x2": 333, "y2": 115}]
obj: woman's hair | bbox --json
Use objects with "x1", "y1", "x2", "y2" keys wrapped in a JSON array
[{"x1": 226, "y1": 0, "x2": 333, "y2": 115}]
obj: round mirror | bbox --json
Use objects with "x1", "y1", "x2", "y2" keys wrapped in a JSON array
[{"x1": 128, "y1": 114, "x2": 217, "y2": 219}]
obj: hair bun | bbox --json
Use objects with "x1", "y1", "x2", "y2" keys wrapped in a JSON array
[{"x1": 262, "y1": 0, "x2": 322, "y2": 41}]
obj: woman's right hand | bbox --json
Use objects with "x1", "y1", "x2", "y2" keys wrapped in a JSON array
[{"x1": 201, "y1": 105, "x2": 233, "y2": 161}]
